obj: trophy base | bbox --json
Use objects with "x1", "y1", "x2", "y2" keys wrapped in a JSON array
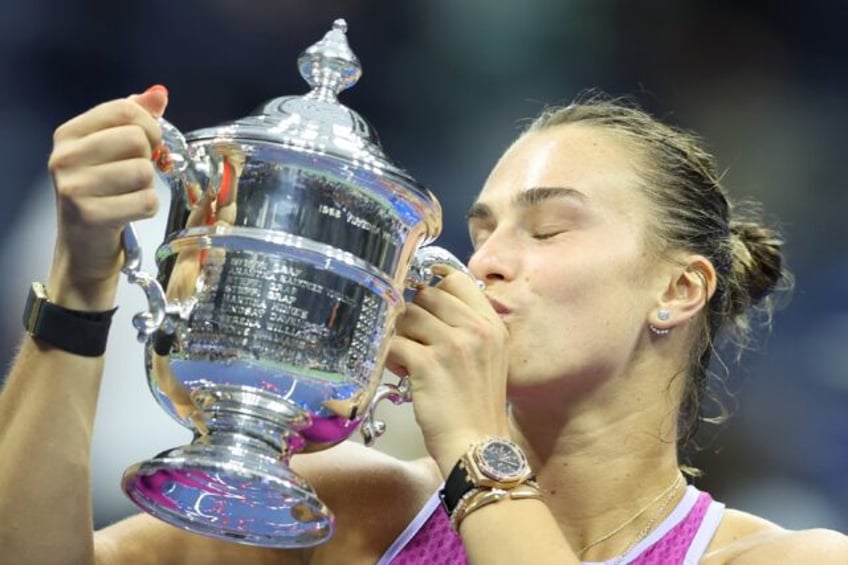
[{"x1": 121, "y1": 432, "x2": 334, "y2": 548}]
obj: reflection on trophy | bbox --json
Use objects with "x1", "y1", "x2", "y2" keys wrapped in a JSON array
[{"x1": 119, "y1": 19, "x2": 468, "y2": 548}]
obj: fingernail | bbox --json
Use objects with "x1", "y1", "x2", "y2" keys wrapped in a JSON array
[{"x1": 145, "y1": 84, "x2": 169, "y2": 97}]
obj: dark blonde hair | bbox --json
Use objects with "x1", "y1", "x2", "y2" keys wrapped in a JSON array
[{"x1": 525, "y1": 92, "x2": 791, "y2": 459}]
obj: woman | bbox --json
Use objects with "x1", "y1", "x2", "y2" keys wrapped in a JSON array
[{"x1": 0, "y1": 85, "x2": 845, "y2": 564}]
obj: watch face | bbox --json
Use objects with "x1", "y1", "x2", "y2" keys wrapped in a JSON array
[{"x1": 476, "y1": 440, "x2": 528, "y2": 481}]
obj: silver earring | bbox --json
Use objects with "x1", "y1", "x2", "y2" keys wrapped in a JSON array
[
  {"x1": 649, "y1": 324, "x2": 670, "y2": 335},
  {"x1": 650, "y1": 309, "x2": 671, "y2": 335}
]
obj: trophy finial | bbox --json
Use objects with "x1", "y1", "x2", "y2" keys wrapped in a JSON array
[{"x1": 298, "y1": 18, "x2": 362, "y2": 99}]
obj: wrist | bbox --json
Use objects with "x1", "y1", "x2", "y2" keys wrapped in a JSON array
[
  {"x1": 46, "y1": 269, "x2": 120, "y2": 312},
  {"x1": 48, "y1": 238, "x2": 123, "y2": 311},
  {"x1": 438, "y1": 437, "x2": 539, "y2": 529},
  {"x1": 432, "y1": 433, "x2": 492, "y2": 478},
  {"x1": 23, "y1": 282, "x2": 118, "y2": 357}
]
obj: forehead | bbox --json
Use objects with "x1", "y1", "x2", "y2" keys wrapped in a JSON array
[{"x1": 476, "y1": 124, "x2": 647, "y2": 214}]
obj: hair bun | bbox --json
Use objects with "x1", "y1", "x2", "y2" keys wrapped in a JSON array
[{"x1": 728, "y1": 220, "x2": 784, "y2": 309}]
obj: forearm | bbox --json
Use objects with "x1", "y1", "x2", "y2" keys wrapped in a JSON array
[
  {"x1": 0, "y1": 337, "x2": 106, "y2": 565},
  {"x1": 0, "y1": 84, "x2": 174, "y2": 565},
  {"x1": 459, "y1": 497, "x2": 579, "y2": 565}
]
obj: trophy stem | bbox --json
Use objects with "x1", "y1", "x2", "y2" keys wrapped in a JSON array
[{"x1": 122, "y1": 422, "x2": 334, "y2": 548}]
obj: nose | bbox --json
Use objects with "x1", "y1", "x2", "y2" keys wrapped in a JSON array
[{"x1": 467, "y1": 229, "x2": 517, "y2": 284}]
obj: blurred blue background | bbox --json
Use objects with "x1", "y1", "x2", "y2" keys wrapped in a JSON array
[{"x1": 0, "y1": 0, "x2": 845, "y2": 531}]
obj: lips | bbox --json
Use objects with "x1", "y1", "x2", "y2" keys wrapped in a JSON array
[{"x1": 486, "y1": 296, "x2": 511, "y2": 315}]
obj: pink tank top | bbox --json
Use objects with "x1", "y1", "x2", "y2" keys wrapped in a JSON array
[{"x1": 378, "y1": 485, "x2": 724, "y2": 565}]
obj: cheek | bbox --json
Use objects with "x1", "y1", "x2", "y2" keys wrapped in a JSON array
[
  {"x1": 527, "y1": 246, "x2": 649, "y2": 330},
  {"x1": 506, "y1": 245, "x2": 652, "y2": 379}
]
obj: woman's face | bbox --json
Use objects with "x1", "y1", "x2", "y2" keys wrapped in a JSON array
[{"x1": 468, "y1": 124, "x2": 669, "y2": 392}]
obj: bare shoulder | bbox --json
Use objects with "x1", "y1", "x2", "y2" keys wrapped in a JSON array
[
  {"x1": 95, "y1": 442, "x2": 440, "y2": 565},
  {"x1": 292, "y1": 439, "x2": 439, "y2": 497},
  {"x1": 95, "y1": 512, "x2": 295, "y2": 565},
  {"x1": 703, "y1": 507, "x2": 848, "y2": 564},
  {"x1": 295, "y1": 441, "x2": 442, "y2": 564}
]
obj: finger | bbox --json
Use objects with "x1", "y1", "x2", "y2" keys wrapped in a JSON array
[
  {"x1": 61, "y1": 188, "x2": 160, "y2": 228},
  {"x1": 385, "y1": 334, "x2": 425, "y2": 379},
  {"x1": 410, "y1": 285, "x2": 481, "y2": 328},
  {"x1": 129, "y1": 84, "x2": 168, "y2": 119},
  {"x1": 432, "y1": 268, "x2": 496, "y2": 318},
  {"x1": 394, "y1": 301, "x2": 449, "y2": 345},
  {"x1": 54, "y1": 97, "x2": 163, "y2": 149},
  {"x1": 383, "y1": 356, "x2": 409, "y2": 380},
  {"x1": 55, "y1": 158, "x2": 156, "y2": 199},
  {"x1": 50, "y1": 124, "x2": 157, "y2": 169}
]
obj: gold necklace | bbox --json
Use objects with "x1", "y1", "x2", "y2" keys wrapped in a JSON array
[
  {"x1": 576, "y1": 473, "x2": 684, "y2": 560},
  {"x1": 609, "y1": 475, "x2": 683, "y2": 564}
]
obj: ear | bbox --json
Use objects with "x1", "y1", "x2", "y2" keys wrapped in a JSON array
[{"x1": 651, "y1": 255, "x2": 717, "y2": 330}]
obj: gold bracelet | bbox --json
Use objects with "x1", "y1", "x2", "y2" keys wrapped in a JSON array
[
  {"x1": 450, "y1": 482, "x2": 545, "y2": 530},
  {"x1": 450, "y1": 488, "x2": 508, "y2": 530},
  {"x1": 507, "y1": 481, "x2": 544, "y2": 501}
]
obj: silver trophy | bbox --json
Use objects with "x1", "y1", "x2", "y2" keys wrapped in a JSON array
[{"x1": 119, "y1": 19, "x2": 469, "y2": 548}]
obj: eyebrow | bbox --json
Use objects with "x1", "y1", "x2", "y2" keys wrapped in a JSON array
[{"x1": 466, "y1": 186, "x2": 588, "y2": 221}]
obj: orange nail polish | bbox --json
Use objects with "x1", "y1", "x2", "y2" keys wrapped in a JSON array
[
  {"x1": 145, "y1": 84, "x2": 169, "y2": 96},
  {"x1": 152, "y1": 145, "x2": 174, "y2": 172}
]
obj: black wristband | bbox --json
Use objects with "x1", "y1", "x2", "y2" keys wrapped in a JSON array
[
  {"x1": 23, "y1": 282, "x2": 117, "y2": 357},
  {"x1": 439, "y1": 461, "x2": 475, "y2": 516}
]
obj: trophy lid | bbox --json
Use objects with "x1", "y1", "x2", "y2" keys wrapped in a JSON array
[{"x1": 186, "y1": 19, "x2": 418, "y2": 186}]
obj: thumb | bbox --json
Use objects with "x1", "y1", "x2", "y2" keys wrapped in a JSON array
[{"x1": 129, "y1": 84, "x2": 169, "y2": 118}]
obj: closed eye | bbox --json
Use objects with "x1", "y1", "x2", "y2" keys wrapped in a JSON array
[
  {"x1": 532, "y1": 230, "x2": 565, "y2": 240},
  {"x1": 469, "y1": 230, "x2": 491, "y2": 250}
]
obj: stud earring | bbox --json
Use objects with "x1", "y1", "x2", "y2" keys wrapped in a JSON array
[{"x1": 650, "y1": 308, "x2": 671, "y2": 335}]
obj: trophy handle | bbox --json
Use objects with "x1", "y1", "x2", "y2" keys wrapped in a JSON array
[
  {"x1": 121, "y1": 223, "x2": 169, "y2": 342},
  {"x1": 120, "y1": 118, "x2": 198, "y2": 343},
  {"x1": 360, "y1": 378, "x2": 411, "y2": 446},
  {"x1": 360, "y1": 245, "x2": 481, "y2": 446},
  {"x1": 405, "y1": 245, "x2": 479, "y2": 289}
]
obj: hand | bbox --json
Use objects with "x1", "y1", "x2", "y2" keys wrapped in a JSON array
[
  {"x1": 46, "y1": 86, "x2": 168, "y2": 310},
  {"x1": 386, "y1": 267, "x2": 510, "y2": 475}
]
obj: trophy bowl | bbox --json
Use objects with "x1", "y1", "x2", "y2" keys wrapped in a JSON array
[{"x1": 118, "y1": 19, "x2": 467, "y2": 548}]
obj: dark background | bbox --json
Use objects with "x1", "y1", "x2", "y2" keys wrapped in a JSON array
[{"x1": 0, "y1": 1, "x2": 845, "y2": 530}]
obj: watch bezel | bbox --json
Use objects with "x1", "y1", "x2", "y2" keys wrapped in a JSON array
[{"x1": 470, "y1": 437, "x2": 531, "y2": 485}]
